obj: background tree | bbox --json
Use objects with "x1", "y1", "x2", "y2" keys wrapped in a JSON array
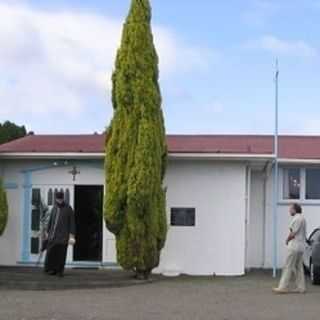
[
  {"x1": 0, "y1": 178, "x2": 8, "y2": 236},
  {"x1": 104, "y1": 0, "x2": 167, "y2": 279},
  {"x1": 0, "y1": 121, "x2": 27, "y2": 145}
]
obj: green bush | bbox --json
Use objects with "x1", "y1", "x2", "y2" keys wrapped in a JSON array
[{"x1": 0, "y1": 179, "x2": 8, "y2": 236}]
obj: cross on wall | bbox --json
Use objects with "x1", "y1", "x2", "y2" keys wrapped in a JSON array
[{"x1": 69, "y1": 166, "x2": 80, "y2": 181}]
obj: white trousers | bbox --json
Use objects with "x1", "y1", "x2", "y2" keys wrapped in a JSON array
[{"x1": 278, "y1": 249, "x2": 306, "y2": 291}]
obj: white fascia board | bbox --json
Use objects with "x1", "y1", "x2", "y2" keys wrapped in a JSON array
[{"x1": 278, "y1": 158, "x2": 320, "y2": 165}]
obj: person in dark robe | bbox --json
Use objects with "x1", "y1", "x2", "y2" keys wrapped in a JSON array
[{"x1": 44, "y1": 191, "x2": 76, "y2": 277}]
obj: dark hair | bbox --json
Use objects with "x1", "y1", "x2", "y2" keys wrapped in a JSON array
[
  {"x1": 292, "y1": 203, "x2": 302, "y2": 214},
  {"x1": 56, "y1": 191, "x2": 64, "y2": 200}
]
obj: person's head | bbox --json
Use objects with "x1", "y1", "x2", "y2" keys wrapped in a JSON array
[
  {"x1": 55, "y1": 191, "x2": 65, "y2": 206},
  {"x1": 289, "y1": 203, "x2": 302, "y2": 216}
]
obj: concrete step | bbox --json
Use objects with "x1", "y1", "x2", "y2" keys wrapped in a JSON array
[{"x1": 0, "y1": 267, "x2": 157, "y2": 291}]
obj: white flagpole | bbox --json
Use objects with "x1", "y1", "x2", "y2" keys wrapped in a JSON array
[{"x1": 272, "y1": 60, "x2": 279, "y2": 278}]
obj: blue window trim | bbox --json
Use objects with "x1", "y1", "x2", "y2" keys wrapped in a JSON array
[{"x1": 19, "y1": 160, "x2": 104, "y2": 263}]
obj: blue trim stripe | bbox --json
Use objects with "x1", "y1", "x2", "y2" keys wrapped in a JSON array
[
  {"x1": 4, "y1": 182, "x2": 18, "y2": 190},
  {"x1": 21, "y1": 161, "x2": 104, "y2": 174},
  {"x1": 21, "y1": 171, "x2": 32, "y2": 262},
  {"x1": 22, "y1": 164, "x2": 58, "y2": 173}
]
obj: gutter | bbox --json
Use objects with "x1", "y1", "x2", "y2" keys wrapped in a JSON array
[{"x1": 278, "y1": 158, "x2": 320, "y2": 164}]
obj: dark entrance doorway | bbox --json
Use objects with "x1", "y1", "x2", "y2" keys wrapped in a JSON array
[{"x1": 74, "y1": 185, "x2": 103, "y2": 262}]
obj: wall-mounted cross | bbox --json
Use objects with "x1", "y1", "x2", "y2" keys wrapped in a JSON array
[{"x1": 69, "y1": 166, "x2": 80, "y2": 181}]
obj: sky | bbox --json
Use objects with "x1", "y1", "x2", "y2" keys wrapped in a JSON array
[{"x1": 0, "y1": 0, "x2": 319, "y2": 135}]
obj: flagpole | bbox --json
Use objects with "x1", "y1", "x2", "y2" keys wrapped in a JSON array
[{"x1": 272, "y1": 60, "x2": 279, "y2": 278}]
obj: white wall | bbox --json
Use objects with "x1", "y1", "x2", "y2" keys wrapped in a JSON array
[
  {"x1": 156, "y1": 160, "x2": 247, "y2": 276},
  {"x1": 247, "y1": 171, "x2": 265, "y2": 268},
  {"x1": 263, "y1": 167, "x2": 320, "y2": 269},
  {"x1": 264, "y1": 204, "x2": 320, "y2": 269},
  {"x1": 1, "y1": 158, "x2": 248, "y2": 275}
]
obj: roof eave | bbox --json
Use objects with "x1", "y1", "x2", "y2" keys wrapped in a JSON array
[
  {"x1": 0, "y1": 152, "x2": 105, "y2": 160},
  {"x1": 6, "y1": 153, "x2": 320, "y2": 163},
  {"x1": 0, "y1": 152, "x2": 276, "y2": 161},
  {"x1": 169, "y1": 153, "x2": 275, "y2": 161}
]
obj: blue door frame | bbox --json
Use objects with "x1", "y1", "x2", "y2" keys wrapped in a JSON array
[{"x1": 19, "y1": 161, "x2": 106, "y2": 265}]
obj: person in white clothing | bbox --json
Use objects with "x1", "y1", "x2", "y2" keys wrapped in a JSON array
[{"x1": 273, "y1": 203, "x2": 307, "y2": 294}]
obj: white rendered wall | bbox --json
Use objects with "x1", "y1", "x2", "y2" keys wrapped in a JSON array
[
  {"x1": 1, "y1": 159, "x2": 248, "y2": 275},
  {"x1": 156, "y1": 160, "x2": 247, "y2": 276},
  {"x1": 263, "y1": 167, "x2": 320, "y2": 269},
  {"x1": 246, "y1": 171, "x2": 265, "y2": 268}
]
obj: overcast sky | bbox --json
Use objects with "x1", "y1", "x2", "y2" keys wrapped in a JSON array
[{"x1": 0, "y1": 0, "x2": 319, "y2": 134}]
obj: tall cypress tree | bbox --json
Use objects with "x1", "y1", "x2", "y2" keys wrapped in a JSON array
[
  {"x1": 104, "y1": 0, "x2": 167, "y2": 278},
  {"x1": 0, "y1": 178, "x2": 8, "y2": 236}
]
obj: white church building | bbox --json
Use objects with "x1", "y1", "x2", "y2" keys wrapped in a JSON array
[{"x1": 0, "y1": 134, "x2": 320, "y2": 276}]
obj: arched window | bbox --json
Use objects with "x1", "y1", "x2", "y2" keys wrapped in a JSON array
[
  {"x1": 47, "y1": 189, "x2": 53, "y2": 206},
  {"x1": 54, "y1": 188, "x2": 58, "y2": 203},
  {"x1": 65, "y1": 189, "x2": 70, "y2": 205}
]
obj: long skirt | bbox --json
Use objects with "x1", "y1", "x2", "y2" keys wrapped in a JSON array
[{"x1": 44, "y1": 243, "x2": 68, "y2": 274}]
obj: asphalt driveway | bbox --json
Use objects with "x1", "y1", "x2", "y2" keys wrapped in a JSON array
[{"x1": 0, "y1": 270, "x2": 319, "y2": 320}]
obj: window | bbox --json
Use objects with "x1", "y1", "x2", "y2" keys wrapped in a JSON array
[
  {"x1": 47, "y1": 189, "x2": 53, "y2": 206},
  {"x1": 306, "y1": 168, "x2": 320, "y2": 200},
  {"x1": 171, "y1": 208, "x2": 195, "y2": 226},
  {"x1": 54, "y1": 188, "x2": 58, "y2": 203},
  {"x1": 31, "y1": 189, "x2": 41, "y2": 231},
  {"x1": 32, "y1": 188, "x2": 41, "y2": 206},
  {"x1": 283, "y1": 168, "x2": 300, "y2": 200},
  {"x1": 30, "y1": 237, "x2": 39, "y2": 254},
  {"x1": 65, "y1": 189, "x2": 70, "y2": 205},
  {"x1": 31, "y1": 208, "x2": 40, "y2": 231}
]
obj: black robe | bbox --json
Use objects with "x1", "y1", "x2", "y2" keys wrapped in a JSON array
[{"x1": 44, "y1": 203, "x2": 75, "y2": 274}]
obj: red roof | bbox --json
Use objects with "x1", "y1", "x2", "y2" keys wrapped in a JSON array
[
  {"x1": 0, "y1": 134, "x2": 320, "y2": 159},
  {"x1": 0, "y1": 134, "x2": 105, "y2": 154}
]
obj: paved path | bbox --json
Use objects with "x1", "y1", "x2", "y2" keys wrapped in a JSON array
[{"x1": 0, "y1": 271, "x2": 320, "y2": 320}]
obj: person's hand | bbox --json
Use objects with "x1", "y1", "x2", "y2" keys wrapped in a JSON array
[
  {"x1": 69, "y1": 236, "x2": 76, "y2": 246},
  {"x1": 44, "y1": 232, "x2": 48, "y2": 240}
]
